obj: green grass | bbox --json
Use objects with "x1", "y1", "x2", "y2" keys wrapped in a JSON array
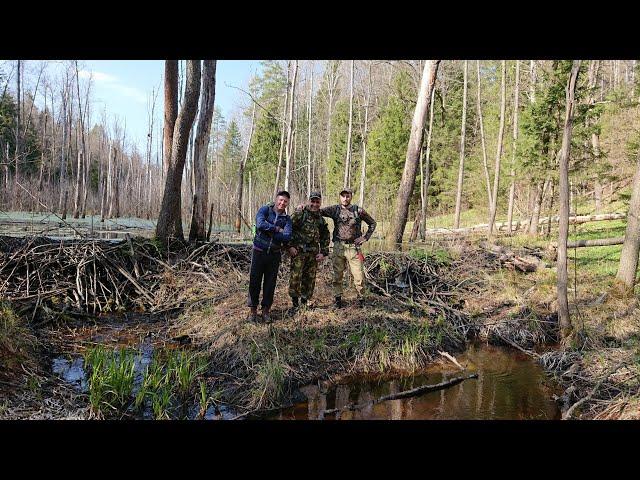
[
  {"x1": 0, "y1": 301, "x2": 36, "y2": 379},
  {"x1": 84, "y1": 345, "x2": 208, "y2": 419},
  {"x1": 84, "y1": 346, "x2": 136, "y2": 416}
]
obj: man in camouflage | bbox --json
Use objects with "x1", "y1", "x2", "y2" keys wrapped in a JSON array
[
  {"x1": 288, "y1": 191, "x2": 330, "y2": 311},
  {"x1": 319, "y1": 187, "x2": 377, "y2": 308}
]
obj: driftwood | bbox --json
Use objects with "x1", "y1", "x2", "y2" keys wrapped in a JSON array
[
  {"x1": 322, "y1": 374, "x2": 478, "y2": 416},
  {"x1": 438, "y1": 350, "x2": 466, "y2": 371},
  {"x1": 480, "y1": 242, "x2": 544, "y2": 272}
]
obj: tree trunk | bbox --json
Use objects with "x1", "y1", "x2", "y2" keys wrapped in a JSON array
[
  {"x1": 557, "y1": 60, "x2": 581, "y2": 339},
  {"x1": 234, "y1": 103, "x2": 256, "y2": 233},
  {"x1": 189, "y1": 60, "x2": 217, "y2": 242},
  {"x1": 359, "y1": 62, "x2": 373, "y2": 208},
  {"x1": 163, "y1": 61, "x2": 179, "y2": 178},
  {"x1": 477, "y1": 61, "x2": 493, "y2": 220},
  {"x1": 307, "y1": 63, "x2": 313, "y2": 197},
  {"x1": 615, "y1": 152, "x2": 640, "y2": 290},
  {"x1": 273, "y1": 71, "x2": 289, "y2": 197},
  {"x1": 156, "y1": 60, "x2": 202, "y2": 242},
  {"x1": 507, "y1": 60, "x2": 520, "y2": 233},
  {"x1": 389, "y1": 60, "x2": 440, "y2": 247},
  {"x1": 420, "y1": 86, "x2": 436, "y2": 241},
  {"x1": 488, "y1": 60, "x2": 507, "y2": 238},
  {"x1": 284, "y1": 60, "x2": 298, "y2": 192},
  {"x1": 453, "y1": 60, "x2": 468, "y2": 229},
  {"x1": 344, "y1": 60, "x2": 354, "y2": 188}
]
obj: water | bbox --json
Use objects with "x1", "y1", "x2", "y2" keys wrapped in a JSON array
[{"x1": 271, "y1": 343, "x2": 561, "y2": 420}]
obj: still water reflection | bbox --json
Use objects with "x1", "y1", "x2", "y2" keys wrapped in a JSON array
[{"x1": 271, "y1": 343, "x2": 561, "y2": 420}]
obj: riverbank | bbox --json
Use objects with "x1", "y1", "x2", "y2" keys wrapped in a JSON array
[{"x1": 1, "y1": 234, "x2": 637, "y2": 419}]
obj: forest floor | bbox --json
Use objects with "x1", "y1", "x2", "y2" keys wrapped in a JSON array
[{"x1": 1, "y1": 218, "x2": 638, "y2": 419}]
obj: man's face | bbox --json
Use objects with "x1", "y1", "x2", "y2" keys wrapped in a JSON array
[
  {"x1": 275, "y1": 195, "x2": 289, "y2": 212},
  {"x1": 340, "y1": 193, "x2": 352, "y2": 207},
  {"x1": 308, "y1": 197, "x2": 321, "y2": 212}
]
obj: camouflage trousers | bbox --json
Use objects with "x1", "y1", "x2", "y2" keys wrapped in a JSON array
[
  {"x1": 289, "y1": 251, "x2": 318, "y2": 300},
  {"x1": 331, "y1": 241, "x2": 365, "y2": 298}
]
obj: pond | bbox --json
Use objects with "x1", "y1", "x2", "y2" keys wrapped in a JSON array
[{"x1": 270, "y1": 343, "x2": 561, "y2": 420}]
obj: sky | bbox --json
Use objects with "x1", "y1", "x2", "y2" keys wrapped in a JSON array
[
  {"x1": 81, "y1": 60, "x2": 262, "y2": 150},
  {"x1": 2, "y1": 60, "x2": 263, "y2": 152}
]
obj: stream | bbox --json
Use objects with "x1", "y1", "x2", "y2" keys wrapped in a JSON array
[{"x1": 270, "y1": 343, "x2": 562, "y2": 420}]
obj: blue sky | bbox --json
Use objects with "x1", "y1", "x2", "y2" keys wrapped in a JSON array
[
  {"x1": 82, "y1": 60, "x2": 262, "y2": 150},
  {"x1": 18, "y1": 60, "x2": 262, "y2": 152}
]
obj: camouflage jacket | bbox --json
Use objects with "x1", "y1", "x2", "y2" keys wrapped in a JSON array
[
  {"x1": 290, "y1": 206, "x2": 330, "y2": 256},
  {"x1": 319, "y1": 204, "x2": 377, "y2": 243}
]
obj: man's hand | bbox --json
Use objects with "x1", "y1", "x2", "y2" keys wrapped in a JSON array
[
  {"x1": 289, "y1": 247, "x2": 298, "y2": 257},
  {"x1": 315, "y1": 253, "x2": 325, "y2": 261},
  {"x1": 295, "y1": 204, "x2": 304, "y2": 212},
  {"x1": 275, "y1": 226, "x2": 284, "y2": 233},
  {"x1": 354, "y1": 236, "x2": 366, "y2": 246}
]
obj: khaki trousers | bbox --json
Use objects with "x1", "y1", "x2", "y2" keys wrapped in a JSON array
[{"x1": 331, "y1": 241, "x2": 365, "y2": 298}]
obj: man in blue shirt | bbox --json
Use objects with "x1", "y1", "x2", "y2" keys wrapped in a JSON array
[{"x1": 247, "y1": 190, "x2": 293, "y2": 324}]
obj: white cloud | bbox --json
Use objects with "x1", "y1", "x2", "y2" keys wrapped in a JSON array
[
  {"x1": 78, "y1": 69, "x2": 118, "y2": 83},
  {"x1": 79, "y1": 69, "x2": 146, "y2": 104}
]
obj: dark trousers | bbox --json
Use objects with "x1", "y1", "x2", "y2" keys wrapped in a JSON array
[{"x1": 247, "y1": 248, "x2": 282, "y2": 308}]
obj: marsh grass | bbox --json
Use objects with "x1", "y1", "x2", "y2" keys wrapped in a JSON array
[{"x1": 84, "y1": 345, "x2": 207, "y2": 419}]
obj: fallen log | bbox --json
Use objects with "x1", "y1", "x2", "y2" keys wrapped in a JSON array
[
  {"x1": 322, "y1": 374, "x2": 478, "y2": 416},
  {"x1": 425, "y1": 212, "x2": 626, "y2": 236},
  {"x1": 566, "y1": 237, "x2": 624, "y2": 248},
  {"x1": 480, "y1": 242, "x2": 544, "y2": 272}
]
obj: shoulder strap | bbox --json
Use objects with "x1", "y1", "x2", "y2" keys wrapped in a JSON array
[{"x1": 351, "y1": 204, "x2": 360, "y2": 219}]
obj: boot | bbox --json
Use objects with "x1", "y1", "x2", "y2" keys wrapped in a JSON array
[
  {"x1": 358, "y1": 297, "x2": 365, "y2": 308},
  {"x1": 334, "y1": 296, "x2": 343, "y2": 309},
  {"x1": 247, "y1": 307, "x2": 259, "y2": 323},
  {"x1": 291, "y1": 297, "x2": 299, "y2": 313},
  {"x1": 262, "y1": 307, "x2": 273, "y2": 324}
]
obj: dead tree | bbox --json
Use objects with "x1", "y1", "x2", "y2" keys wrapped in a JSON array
[{"x1": 389, "y1": 60, "x2": 440, "y2": 247}]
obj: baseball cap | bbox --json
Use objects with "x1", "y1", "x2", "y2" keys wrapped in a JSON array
[
  {"x1": 309, "y1": 191, "x2": 322, "y2": 199},
  {"x1": 340, "y1": 188, "x2": 353, "y2": 195}
]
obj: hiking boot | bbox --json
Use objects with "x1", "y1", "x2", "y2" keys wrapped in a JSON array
[
  {"x1": 300, "y1": 298, "x2": 308, "y2": 309},
  {"x1": 247, "y1": 310, "x2": 260, "y2": 323},
  {"x1": 334, "y1": 296, "x2": 343, "y2": 309},
  {"x1": 358, "y1": 298, "x2": 365, "y2": 308},
  {"x1": 262, "y1": 309, "x2": 273, "y2": 324}
]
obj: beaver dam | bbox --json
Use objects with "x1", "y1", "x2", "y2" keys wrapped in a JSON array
[{"x1": 1, "y1": 234, "x2": 637, "y2": 420}]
